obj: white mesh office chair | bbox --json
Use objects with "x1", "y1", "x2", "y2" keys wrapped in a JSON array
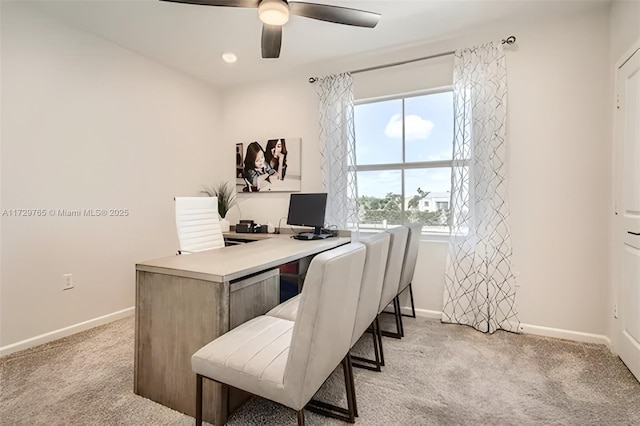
[{"x1": 174, "y1": 197, "x2": 225, "y2": 254}]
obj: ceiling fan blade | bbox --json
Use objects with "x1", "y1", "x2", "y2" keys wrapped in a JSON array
[
  {"x1": 288, "y1": 2, "x2": 380, "y2": 28},
  {"x1": 159, "y1": 0, "x2": 259, "y2": 8},
  {"x1": 262, "y1": 24, "x2": 282, "y2": 58}
]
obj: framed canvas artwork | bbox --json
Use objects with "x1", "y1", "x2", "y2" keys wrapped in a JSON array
[{"x1": 236, "y1": 138, "x2": 301, "y2": 193}]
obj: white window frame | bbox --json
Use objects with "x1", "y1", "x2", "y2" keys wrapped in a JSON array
[{"x1": 352, "y1": 86, "x2": 455, "y2": 239}]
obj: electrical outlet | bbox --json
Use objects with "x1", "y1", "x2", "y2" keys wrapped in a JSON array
[{"x1": 63, "y1": 273, "x2": 74, "y2": 291}]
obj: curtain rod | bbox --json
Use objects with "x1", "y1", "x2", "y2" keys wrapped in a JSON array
[{"x1": 308, "y1": 35, "x2": 516, "y2": 83}]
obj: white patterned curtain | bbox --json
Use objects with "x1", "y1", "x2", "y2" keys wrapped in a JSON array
[
  {"x1": 316, "y1": 73, "x2": 359, "y2": 233},
  {"x1": 442, "y1": 42, "x2": 519, "y2": 334}
]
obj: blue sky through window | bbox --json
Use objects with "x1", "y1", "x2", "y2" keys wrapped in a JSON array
[
  {"x1": 354, "y1": 91, "x2": 453, "y2": 199},
  {"x1": 355, "y1": 99, "x2": 403, "y2": 165}
]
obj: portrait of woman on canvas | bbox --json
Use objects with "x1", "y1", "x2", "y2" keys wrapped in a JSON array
[
  {"x1": 243, "y1": 141, "x2": 277, "y2": 192},
  {"x1": 265, "y1": 138, "x2": 287, "y2": 180}
]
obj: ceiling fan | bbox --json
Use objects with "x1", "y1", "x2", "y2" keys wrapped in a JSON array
[{"x1": 159, "y1": 0, "x2": 381, "y2": 58}]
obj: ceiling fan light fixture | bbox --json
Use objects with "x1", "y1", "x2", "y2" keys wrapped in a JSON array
[{"x1": 258, "y1": 0, "x2": 289, "y2": 26}]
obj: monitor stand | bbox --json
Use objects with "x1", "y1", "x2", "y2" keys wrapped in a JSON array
[
  {"x1": 294, "y1": 227, "x2": 331, "y2": 240},
  {"x1": 312, "y1": 233, "x2": 330, "y2": 240}
]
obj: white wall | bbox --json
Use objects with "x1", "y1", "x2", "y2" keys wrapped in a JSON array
[
  {"x1": 505, "y1": 6, "x2": 610, "y2": 336},
  {"x1": 0, "y1": 3, "x2": 223, "y2": 349},
  {"x1": 222, "y1": 5, "x2": 612, "y2": 336}
]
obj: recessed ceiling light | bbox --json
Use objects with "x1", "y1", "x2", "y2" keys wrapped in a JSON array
[{"x1": 222, "y1": 53, "x2": 237, "y2": 63}]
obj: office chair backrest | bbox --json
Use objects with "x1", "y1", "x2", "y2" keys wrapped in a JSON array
[
  {"x1": 351, "y1": 232, "x2": 390, "y2": 347},
  {"x1": 398, "y1": 223, "x2": 422, "y2": 293},
  {"x1": 174, "y1": 196, "x2": 225, "y2": 253},
  {"x1": 378, "y1": 226, "x2": 409, "y2": 313},
  {"x1": 284, "y1": 242, "x2": 366, "y2": 408}
]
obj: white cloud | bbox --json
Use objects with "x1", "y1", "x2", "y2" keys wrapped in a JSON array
[{"x1": 384, "y1": 113, "x2": 434, "y2": 141}]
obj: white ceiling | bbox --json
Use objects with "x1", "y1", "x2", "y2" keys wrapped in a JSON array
[{"x1": 29, "y1": 0, "x2": 606, "y2": 90}]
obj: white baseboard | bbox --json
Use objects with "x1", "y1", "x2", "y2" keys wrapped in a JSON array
[
  {"x1": 401, "y1": 306, "x2": 442, "y2": 319},
  {"x1": 518, "y1": 323, "x2": 610, "y2": 346},
  {"x1": 0, "y1": 307, "x2": 135, "y2": 357},
  {"x1": 402, "y1": 306, "x2": 610, "y2": 346},
  {"x1": 384, "y1": 305, "x2": 441, "y2": 318}
]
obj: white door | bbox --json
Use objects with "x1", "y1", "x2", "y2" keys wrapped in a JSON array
[{"x1": 615, "y1": 43, "x2": 640, "y2": 382}]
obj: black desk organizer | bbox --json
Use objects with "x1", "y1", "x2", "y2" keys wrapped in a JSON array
[{"x1": 235, "y1": 220, "x2": 268, "y2": 234}]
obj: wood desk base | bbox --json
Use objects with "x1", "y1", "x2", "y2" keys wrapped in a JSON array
[{"x1": 134, "y1": 268, "x2": 279, "y2": 424}]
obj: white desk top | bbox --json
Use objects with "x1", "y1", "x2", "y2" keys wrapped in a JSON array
[{"x1": 136, "y1": 236, "x2": 350, "y2": 283}]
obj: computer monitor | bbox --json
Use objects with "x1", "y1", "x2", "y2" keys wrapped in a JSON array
[{"x1": 287, "y1": 193, "x2": 327, "y2": 236}]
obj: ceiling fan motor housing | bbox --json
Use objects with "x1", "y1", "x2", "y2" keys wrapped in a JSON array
[{"x1": 258, "y1": 0, "x2": 290, "y2": 26}]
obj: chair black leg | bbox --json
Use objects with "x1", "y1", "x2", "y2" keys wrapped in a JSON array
[
  {"x1": 401, "y1": 283, "x2": 417, "y2": 318},
  {"x1": 297, "y1": 409, "x2": 305, "y2": 426},
  {"x1": 195, "y1": 374, "x2": 203, "y2": 426},
  {"x1": 307, "y1": 356, "x2": 356, "y2": 423},
  {"x1": 351, "y1": 319, "x2": 383, "y2": 372},
  {"x1": 343, "y1": 356, "x2": 356, "y2": 422},
  {"x1": 345, "y1": 353, "x2": 358, "y2": 417},
  {"x1": 396, "y1": 297, "x2": 405, "y2": 337},
  {"x1": 381, "y1": 297, "x2": 404, "y2": 339},
  {"x1": 376, "y1": 315, "x2": 385, "y2": 366},
  {"x1": 410, "y1": 283, "x2": 416, "y2": 318},
  {"x1": 371, "y1": 319, "x2": 381, "y2": 371}
]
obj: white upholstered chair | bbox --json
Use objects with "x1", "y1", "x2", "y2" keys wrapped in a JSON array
[
  {"x1": 397, "y1": 223, "x2": 422, "y2": 320},
  {"x1": 191, "y1": 242, "x2": 366, "y2": 426},
  {"x1": 267, "y1": 233, "x2": 390, "y2": 364},
  {"x1": 378, "y1": 226, "x2": 409, "y2": 341},
  {"x1": 346, "y1": 232, "x2": 390, "y2": 370},
  {"x1": 344, "y1": 233, "x2": 391, "y2": 418},
  {"x1": 265, "y1": 290, "x2": 300, "y2": 320},
  {"x1": 267, "y1": 233, "x2": 390, "y2": 417},
  {"x1": 174, "y1": 196, "x2": 225, "y2": 254}
]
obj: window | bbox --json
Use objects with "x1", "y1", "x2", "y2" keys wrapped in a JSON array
[{"x1": 353, "y1": 88, "x2": 453, "y2": 235}]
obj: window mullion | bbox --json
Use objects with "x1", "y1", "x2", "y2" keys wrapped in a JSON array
[
  {"x1": 401, "y1": 98, "x2": 406, "y2": 224},
  {"x1": 350, "y1": 160, "x2": 455, "y2": 172}
]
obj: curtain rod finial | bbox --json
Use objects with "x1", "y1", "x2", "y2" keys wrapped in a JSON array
[
  {"x1": 308, "y1": 77, "x2": 318, "y2": 84},
  {"x1": 502, "y1": 35, "x2": 516, "y2": 45}
]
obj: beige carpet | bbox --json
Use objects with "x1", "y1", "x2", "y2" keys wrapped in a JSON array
[{"x1": 1, "y1": 315, "x2": 639, "y2": 425}]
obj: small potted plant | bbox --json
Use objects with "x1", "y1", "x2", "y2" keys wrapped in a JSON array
[{"x1": 202, "y1": 182, "x2": 237, "y2": 232}]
